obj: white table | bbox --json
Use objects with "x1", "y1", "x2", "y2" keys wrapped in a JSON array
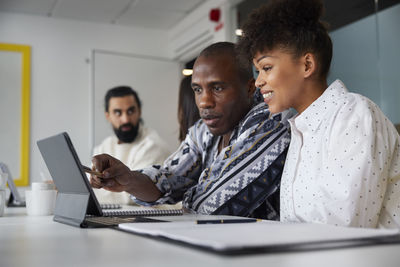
[{"x1": 1, "y1": 207, "x2": 400, "y2": 267}]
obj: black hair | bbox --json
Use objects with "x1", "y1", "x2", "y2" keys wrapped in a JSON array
[
  {"x1": 199, "y1": 41, "x2": 254, "y2": 83},
  {"x1": 178, "y1": 76, "x2": 200, "y2": 141},
  {"x1": 104, "y1": 86, "x2": 142, "y2": 112},
  {"x1": 237, "y1": 0, "x2": 332, "y2": 79}
]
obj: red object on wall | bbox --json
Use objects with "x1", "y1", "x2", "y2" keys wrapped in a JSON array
[
  {"x1": 215, "y1": 22, "x2": 224, "y2": 32},
  {"x1": 209, "y1": 8, "x2": 221, "y2": 22}
]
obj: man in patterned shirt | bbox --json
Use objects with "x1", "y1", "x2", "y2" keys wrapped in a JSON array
[{"x1": 90, "y1": 42, "x2": 294, "y2": 219}]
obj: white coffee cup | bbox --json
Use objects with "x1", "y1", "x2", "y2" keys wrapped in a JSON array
[
  {"x1": 25, "y1": 182, "x2": 57, "y2": 216},
  {"x1": 32, "y1": 182, "x2": 55, "y2": 191}
]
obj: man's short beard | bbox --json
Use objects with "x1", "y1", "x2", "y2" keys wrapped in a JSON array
[{"x1": 113, "y1": 122, "x2": 140, "y2": 143}]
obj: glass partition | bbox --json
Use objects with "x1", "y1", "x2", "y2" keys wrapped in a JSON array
[{"x1": 328, "y1": 2, "x2": 400, "y2": 126}]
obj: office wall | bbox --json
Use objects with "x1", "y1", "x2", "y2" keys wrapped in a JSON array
[
  {"x1": 0, "y1": 12, "x2": 179, "y2": 184},
  {"x1": 328, "y1": 3, "x2": 400, "y2": 124},
  {"x1": 93, "y1": 51, "x2": 180, "y2": 152},
  {"x1": 168, "y1": 0, "x2": 239, "y2": 62}
]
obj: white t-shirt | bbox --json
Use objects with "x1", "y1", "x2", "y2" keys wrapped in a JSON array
[
  {"x1": 92, "y1": 124, "x2": 171, "y2": 204},
  {"x1": 280, "y1": 79, "x2": 400, "y2": 228}
]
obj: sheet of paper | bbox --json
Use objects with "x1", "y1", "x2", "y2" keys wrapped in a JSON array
[{"x1": 119, "y1": 220, "x2": 400, "y2": 251}]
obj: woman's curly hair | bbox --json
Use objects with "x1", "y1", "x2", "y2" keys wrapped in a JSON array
[{"x1": 236, "y1": 0, "x2": 333, "y2": 79}]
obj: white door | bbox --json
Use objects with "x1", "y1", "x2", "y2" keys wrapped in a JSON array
[{"x1": 92, "y1": 50, "x2": 181, "y2": 154}]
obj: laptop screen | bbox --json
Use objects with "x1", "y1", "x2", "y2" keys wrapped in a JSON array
[{"x1": 37, "y1": 132, "x2": 102, "y2": 216}]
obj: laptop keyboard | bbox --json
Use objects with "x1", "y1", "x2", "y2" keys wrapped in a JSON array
[
  {"x1": 84, "y1": 216, "x2": 165, "y2": 227},
  {"x1": 85, "y1": 216, "x2": 136, "y2": 226}
]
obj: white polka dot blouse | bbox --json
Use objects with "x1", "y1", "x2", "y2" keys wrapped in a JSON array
[{"x1": 280, "y1": 79, "x2": 400, "y2": 228}]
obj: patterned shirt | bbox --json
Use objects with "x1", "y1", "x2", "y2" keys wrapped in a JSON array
[
  {"x1": 135, "y1": 103, "x2": 294, "y2": 216},
  {"x1": 280, "y1": 79, "x2": 400, "y2": 228}
]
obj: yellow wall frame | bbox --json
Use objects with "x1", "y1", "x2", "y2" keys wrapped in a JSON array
[{"x1": 0, "y1": 43, "x2": 31, "y2": 186}]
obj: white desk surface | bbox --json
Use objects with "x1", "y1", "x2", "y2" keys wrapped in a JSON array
[{"x1": 1, "y1": 207, "x2": 400, "y2": 267}]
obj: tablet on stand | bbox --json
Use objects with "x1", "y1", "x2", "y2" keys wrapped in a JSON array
[{"x1": 0, "y1": 163, "x2": 26, "y2": 207}]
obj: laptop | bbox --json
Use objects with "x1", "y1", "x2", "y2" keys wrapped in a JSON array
[{"x1": 37, "y1": 132, "x2": 163, "y2": 228}]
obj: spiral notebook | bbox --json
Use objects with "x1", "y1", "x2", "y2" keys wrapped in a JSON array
[
  {"x1": 102, "y1": 207, "x2": 183, "y2": 217},
  {"x1": 37, "y1": 132, "x2": 183, "y2": 228}
]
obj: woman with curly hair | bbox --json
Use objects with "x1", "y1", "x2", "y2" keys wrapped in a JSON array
[{"x1": 237, "y1": 0, "x2": 400, "y2": 228}]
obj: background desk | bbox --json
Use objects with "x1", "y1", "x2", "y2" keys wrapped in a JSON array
[{"x1": 1, "y1": 207, "x2": 400, "y2": 267}]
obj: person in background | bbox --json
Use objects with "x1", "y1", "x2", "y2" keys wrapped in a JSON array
[
  {"x1": 90, "y1": 42, "x2": 294, "y2": 219},
  {"x1": 93, "y1": 86, "x2": 170, "y2": 204},
  {"x1": 177, "y1": 75, "x2": 200, "y2": 142},
  {"x1": 237, "y1": 0, "x2": 400, "y2": 228}
]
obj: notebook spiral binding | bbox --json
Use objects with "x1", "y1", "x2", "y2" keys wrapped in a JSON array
[
  {"x1": 100, "y1": 203, "x2": 122, "y2": 209},
  {"x1": 103, "y1": 209, "x2": 184, "y2": 217}
]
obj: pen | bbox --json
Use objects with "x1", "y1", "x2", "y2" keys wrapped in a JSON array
[
  {"x1": 196, "y1": 218, "x2": 261, "y2": 224},
  {"x1": 82, "y1": 165, "x2": 104, "y2": 177}
]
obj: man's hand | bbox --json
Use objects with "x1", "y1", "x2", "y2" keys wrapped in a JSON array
[
  {"x1": 90, "y1": 154, "x2": 133, "y2": 192},
  {"x1": 90, "y1": 153, "x2": 162, "y2": 202}
]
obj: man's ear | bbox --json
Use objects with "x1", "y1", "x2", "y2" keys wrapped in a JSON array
[
  {"x1": 105, "y1": 112, "x2": 111, "y2": 122},
  {"x1": 247, "y1": 78, "x2": 256, "y2": 98},
  {"x1": 303, "y1": 53, "x2": 317, "y2": 78}
]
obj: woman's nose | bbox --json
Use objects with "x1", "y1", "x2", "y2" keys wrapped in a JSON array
[{"x1": 255, "y1": 74, "x2": 265, "y2": 89}]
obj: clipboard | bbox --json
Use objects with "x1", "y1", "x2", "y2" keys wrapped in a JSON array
[{"x1": 117, "y1": 220, "x2": 400, "y2": 255}]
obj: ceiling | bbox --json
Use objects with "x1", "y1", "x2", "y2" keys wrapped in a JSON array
[
  {"x1": 1, "y1": 0, "x2": 398, "y2": 31},
  {"x1": 0, "y1": 0, "x2": 208, "y2": 30},
  {"x1": 238, "y1": 0, "x2": 400, "y2": 31}
]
